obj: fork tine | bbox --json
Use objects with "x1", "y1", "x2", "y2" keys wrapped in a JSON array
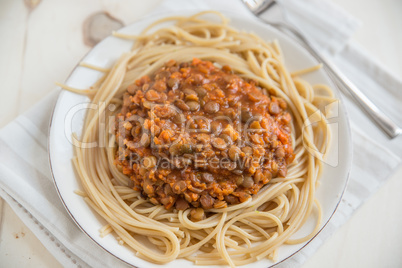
[{"x1": 242, "y1": 0, "x2": 277, "y2": 16}]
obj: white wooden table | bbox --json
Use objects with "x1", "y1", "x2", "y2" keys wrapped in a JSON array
[{"x1": 1, "y1": 0, "x2": 401, "y2": 267}]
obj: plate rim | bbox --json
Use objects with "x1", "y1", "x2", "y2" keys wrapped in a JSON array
[{"x1": 48, "y1": 8, "x2": 353, "y2": 268}]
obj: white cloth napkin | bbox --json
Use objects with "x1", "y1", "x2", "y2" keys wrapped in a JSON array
[{"x1": 0, "y1": 0, "x2": 401, "y2": 267}]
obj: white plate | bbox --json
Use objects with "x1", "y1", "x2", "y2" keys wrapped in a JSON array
[{"x1": 49, "y1": 10, "x2": 352, "y2": 268}]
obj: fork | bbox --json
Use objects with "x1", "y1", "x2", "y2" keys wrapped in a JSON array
[{"x1": 242, "y1": 0, "x2": 402, "y2": 139}]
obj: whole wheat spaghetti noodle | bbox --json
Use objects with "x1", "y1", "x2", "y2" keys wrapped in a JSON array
[{"x1": 66, "y1": 11, "x2": 335, "y2": 267}]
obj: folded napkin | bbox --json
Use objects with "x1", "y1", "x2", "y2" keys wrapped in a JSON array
[{"x1": 1, "y1": 0, "x2": 401, "y2": 267}]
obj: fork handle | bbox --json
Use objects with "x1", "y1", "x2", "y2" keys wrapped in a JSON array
[
  {"x1": 319, "y1": 51, "x2": 401, "y2": 138},
  {"x1": 277, "y1": 24, "x2": 402, "y2": 138}
]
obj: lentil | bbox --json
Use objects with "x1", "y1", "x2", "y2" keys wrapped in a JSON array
[{"x1": 115, "y1": 59, "x2": 294, "y2": 210}]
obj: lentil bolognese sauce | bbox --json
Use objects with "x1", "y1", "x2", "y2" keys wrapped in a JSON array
[
  {"x1": 115, "y1": 58, "x2": 295, "y2": 213},
  {"x1": 63, "y1": 10, "x2": 336, "y2": 267}
]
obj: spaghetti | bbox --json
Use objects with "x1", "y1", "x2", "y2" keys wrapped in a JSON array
[{"x1": 68, "y1": 11, "x2": 334, "y2": 267}]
